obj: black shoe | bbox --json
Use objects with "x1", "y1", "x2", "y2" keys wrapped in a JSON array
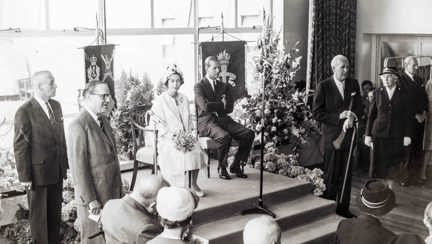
[
  {"x1": 229, "y1": 167, "x2": 248, "y2": 178},
  {"x1": 337, "y1": 210, "x2": 356, "y2": 218},
  {"x1": 218, "y1": 167, "x2": 232, "y2": 180}
]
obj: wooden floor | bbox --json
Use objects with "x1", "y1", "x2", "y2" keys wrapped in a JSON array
[{"x1": 350, "y1": 169, "x2": 432, "y2": 238}]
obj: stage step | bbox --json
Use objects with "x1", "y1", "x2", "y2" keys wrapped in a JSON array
[
  {"x1": 193, "y1": 195, "x2": 337, "y2": 244},
  {"x1": 281, "y1": 214, "x2": 343, "y2": 244},
  {"x1": 193, "y1": 180, "x2": 313, "y2": 225}
]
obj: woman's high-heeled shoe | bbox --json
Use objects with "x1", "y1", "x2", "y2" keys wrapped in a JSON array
[{"x1": 192, "y1": 186, "x2": 205, "y2": 197}]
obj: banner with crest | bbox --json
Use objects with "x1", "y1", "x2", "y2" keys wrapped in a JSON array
[
  {"x1": 200, "y1": 41, "x2": 246, "y2": 100},
  {"x1": 83, "y1": 44, "x2": 116, "y2": 101}
]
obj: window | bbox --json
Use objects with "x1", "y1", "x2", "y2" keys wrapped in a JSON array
[
  {"x1": 198, "y1": 0, "x2": 234, "y2": 27},
  {"x1": 238, "y1": 0, "x2": 268, "y2": 27},
  {"x1": 106, "y1": 0, "x2": 151, "y2": 28},
  {"x1": 154, "y1": 0, "x2": 193, "y2": 28},
  {"x1": 49, "y1": 0, "x2": 98, "y2": 30},
  {"x1": 0, "y1": 0, "x2": 46, "y2": 29},
  {"x1": 110, "y1": 34, "x2": 195, "y2": 97}
]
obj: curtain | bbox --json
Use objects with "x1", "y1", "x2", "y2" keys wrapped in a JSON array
[{"x1": 309, "y1": 0, "x2": 357, "y2": 90}]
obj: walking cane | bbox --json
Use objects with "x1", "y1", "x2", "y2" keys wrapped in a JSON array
[
  {"x1": 339, "y1": 122, "x2": 357, "y2": 204},
  {"x1": 368, "y1": 145, "x2": 374, "y2": 178}
]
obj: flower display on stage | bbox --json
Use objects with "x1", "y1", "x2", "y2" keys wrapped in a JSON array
[
  {"x1": 232, "y1": 14, "x2": 318, "y2": 152},
  {"x1": 252, "y1": 142, "x2": 326, "y2": 196},
  {"x1": 172, "y1": 130, "x2": 197, "y2": 153},
  {"x1": 232, "y1": 13, "x2": 324, "y2": 196}
]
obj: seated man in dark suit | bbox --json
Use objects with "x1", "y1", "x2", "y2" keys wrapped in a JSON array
[
  {"x1": 195, "y1": 56, "x2": 255, "y2": 179},
  {"x1": 100, "y1": 175, "x2": 168, "y2": 244},
  {"x1": 336, "y1": 179, "x2": 397, "y2": 244}
]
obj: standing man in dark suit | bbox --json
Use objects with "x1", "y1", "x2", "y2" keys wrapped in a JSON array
[
  {"x1": 67, "y1": 80, "x2": 122, "y2": 244},
  {"x1": 364, "y1": 67, "x2": 412, "y2": 181},
  {"x1": 14, "y1": 70, "x2": 69, "y2": 244},
  {"x1": 399, "y1": 56, "x2": 428, "y2": 185},
  {"x1": 313, "y1": 55, "x2": 362, "y2": 218},
  {"x1": 195, "y1": 56, "x2": 254, "y2": 180}
]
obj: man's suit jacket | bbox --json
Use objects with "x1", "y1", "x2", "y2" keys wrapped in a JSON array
[
  {"x1": 14, "y1": 98, "x2": 68, "y2": 186},
  {"x1": 67, "y1": 110, "x2": 122, "y2": 206},
  {"x1": 399, "y1": 72, "x2": 428, "y2": 116},
  {"x1": 194, "y1": 77, "x2": 234, "y2": 133},
  {"x1": 313, "y1": 77, "x2": 362, "y2": 152},
  {"x1": 101, "y1": 195, "x2": 163, "y2": 244},
  {"x1": 336, "y1": 215, "x2": 397, "y2": 244},
  {"x1": 366, "y1": 86, "x2": 411, "y2": 139}
]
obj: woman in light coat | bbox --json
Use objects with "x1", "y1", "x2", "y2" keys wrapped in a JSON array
[{"x1": 151, "y1": 64, "x2": 207, "y2": 196}]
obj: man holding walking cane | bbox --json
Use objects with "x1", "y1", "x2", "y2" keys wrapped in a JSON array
[{"x1": 313, "y1": 55, "x2": 362, "y2": 218}]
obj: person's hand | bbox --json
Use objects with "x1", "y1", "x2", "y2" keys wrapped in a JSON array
[
  {"x1": 339, "y1": 111, "x2": 349, "y2": 119},
  {"x1": 403, "y1": 137, "x2": 411, "y2": 146},
  {"x1": 221, "y1": 94, "x2": 227, "y2": 109},
  {"x1": 347, "y1": 111, "x2": 358, "y2": 121},
  {"x1": 21, "y1": 181, "x2": 31, "y2": 191},
  {"x1": 364, "y1": 136, "x2": 373, "y2": 148},
  {"x1": 89, "y1": 200, "x2": 102, "y2": 215},
  {"x1": 415, "y1": 113, "x2": 426, "y2": 123},
  {"x1": 342, "y1": 118, "x2": 354, "y2": 132}
]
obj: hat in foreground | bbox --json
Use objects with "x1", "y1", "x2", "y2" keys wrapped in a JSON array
[
  {"x1": 358, "y1": 179, "x2": 396, "y2": 216},
  {"x1": 156, "y1": 186, "x2": 196, "y2": 222}
]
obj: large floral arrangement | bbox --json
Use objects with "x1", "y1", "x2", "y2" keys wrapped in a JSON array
[
  {"x1": 232, "y1": 14, "x2": 324, "y2": 195},
  {"x1": 113, "y1": 71, "x2": 154, "y2": 159},
  {"x1": 232, "y1": 14, "x2": 318, "y2": 151}
]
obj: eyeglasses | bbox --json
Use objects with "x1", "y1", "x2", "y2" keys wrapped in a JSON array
[{"x1": 90, "y1": 93, "x2": 111, "y2": 100}]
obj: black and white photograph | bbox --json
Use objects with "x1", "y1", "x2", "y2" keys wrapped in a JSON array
[{"x1": 0, "y1": 0, "x2": 431, "y2": 243}]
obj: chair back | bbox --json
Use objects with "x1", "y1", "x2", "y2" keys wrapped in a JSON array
[{"x1": 129, "y1": 104, "x2": 159, "y2": 191}]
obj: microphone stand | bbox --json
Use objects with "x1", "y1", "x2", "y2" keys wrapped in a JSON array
[{"x1": 241, "y1": 72, "x2": 276, "y2": 218}]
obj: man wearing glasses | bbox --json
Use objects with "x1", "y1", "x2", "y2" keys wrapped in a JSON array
[
  {"x1": 67, "y1": 80, "x2": 122, "y2": 244},
  {"x1": 14, "y1": 70, "x2": 69, "y2": 244}
]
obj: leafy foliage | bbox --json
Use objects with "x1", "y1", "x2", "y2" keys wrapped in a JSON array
[{"x1": 112, "y1": 71, "x2": 154, "y2": 159}]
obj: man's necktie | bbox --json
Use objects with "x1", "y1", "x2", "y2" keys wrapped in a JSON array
[
  {"x1": 97, "y1": 116, "x2": 104, "y2": 130},
  {"x1": 45, "y1": 102, "x2": 55, "y2": 123}
]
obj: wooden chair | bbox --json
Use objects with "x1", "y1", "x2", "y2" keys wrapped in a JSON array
[{"x1": 129, "y1": 105, "x2": 159, "y2": 191}]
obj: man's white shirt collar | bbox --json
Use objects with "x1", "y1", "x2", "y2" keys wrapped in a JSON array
[
  {"x1": 385, "y1": 86, "x2": 396, "y2": 100},
  {"x1": 206, "y1": 76, "x2": 216, "y2": 91},
  {"x1": 405, "y1": 70, "x2": 414, "y2": 81},
  {"x1": 34, "y1": 96, "x2": 51, "y2": 119},
  {"x1": 82, "y1": 103, "x2": 100, "y2": 126},
  {"x1": 333, "y1": 75, "x2": 345, "y2": 99}
]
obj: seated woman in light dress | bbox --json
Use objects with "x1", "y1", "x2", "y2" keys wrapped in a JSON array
[{"x1": 151, "y1": 64, "x2": 207, "y2": 196}]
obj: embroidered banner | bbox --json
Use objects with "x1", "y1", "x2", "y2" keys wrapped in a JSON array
[
  {"x1": 200, "y1": 41, "x2": 246, "y2": 100},
  {"x1": 83, "y1": 44, "x2": 116, "y2": 101}
]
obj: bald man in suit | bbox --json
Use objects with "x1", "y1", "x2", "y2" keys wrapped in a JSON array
[{"x1": 14, "y1": 70, "x2": 69, "y2": 244}]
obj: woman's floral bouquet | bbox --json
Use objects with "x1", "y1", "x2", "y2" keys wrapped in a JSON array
[{"x1": 172, "y1": 130, "x2": 197, "y2": 153}]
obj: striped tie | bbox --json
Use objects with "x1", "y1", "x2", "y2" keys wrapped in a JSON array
[{"x1": 45, "y1": 102, "x2": 55, "y2": 123}]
